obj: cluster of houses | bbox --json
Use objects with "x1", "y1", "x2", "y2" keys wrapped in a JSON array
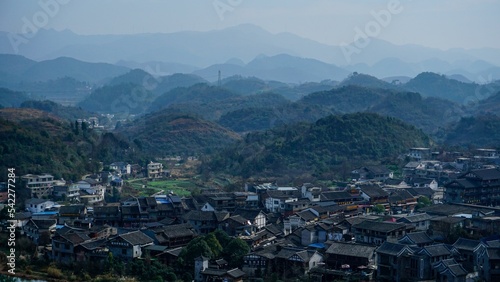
[{"x1": 1, "y1": 148, "x2": 500, "y2": 281}]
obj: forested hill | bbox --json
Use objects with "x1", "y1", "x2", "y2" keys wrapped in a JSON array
[
  {"x1": 116, "y1": 112, "x2": 242, "y2": 156},
  {"x1": 206, "y1": 112, "x2": 432, "y2": 178}
]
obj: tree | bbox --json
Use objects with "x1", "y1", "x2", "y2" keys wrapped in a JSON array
[
  {"x1": 204, "y1": 233, "x2": 223, "y2": 258},
  {"x1": 416, "y1": 196, "x2": 432, "y2": 209},
  {"x1": 178, "y1": 237, "x2": 214, "y2": 270},
  {"x1": 222, "y1": 238, "x2": 250, "y2": 268},
  {"x1": 372, "y1": 204, "x2": 385, "y2": 214}
]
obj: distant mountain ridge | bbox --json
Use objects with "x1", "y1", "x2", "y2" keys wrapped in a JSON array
[{"x1": 1, "y1": 24, "x2": 500, "y2": 82}]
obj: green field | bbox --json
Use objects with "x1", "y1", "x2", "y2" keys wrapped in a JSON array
[{"x1": 125, "y1": 178, "x2": 196, "y2": 197}]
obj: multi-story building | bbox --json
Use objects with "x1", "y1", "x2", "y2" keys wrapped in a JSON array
[
  {"x1": 444, "y1": 168, "x2": 500, "y2": 206},
  {"x1": 147, "y1": 162, "x2": 163, "y2": 179},
  {"x1": 21, "y1": 174, "x2": 55, "y2": 198}
]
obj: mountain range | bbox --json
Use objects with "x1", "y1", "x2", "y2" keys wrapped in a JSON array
[{"x1": 1, "y1": 24, "x2": 500, "y2": 82}]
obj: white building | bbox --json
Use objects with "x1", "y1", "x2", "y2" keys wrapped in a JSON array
[{"x1": 21, "y1": 174, "x2": 55, "y2": 198}]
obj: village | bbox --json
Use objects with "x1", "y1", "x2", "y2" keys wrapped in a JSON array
[{"x1": 1, "y1": 147, "x2": 500, "y2": 282}]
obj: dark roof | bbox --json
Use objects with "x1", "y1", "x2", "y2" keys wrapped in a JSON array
[
  {"x1": 420, "y1": 204, "x2": 473, "y2": 216},
  {"x1": 60, "y1": 231, "x2": 91, "y2": 245},
  {"x1": 433, "y1": 259, "x2": 468, "y2": 277},
  {"x1": 214, "y1": 211, "x2": 230, "y2": 222},
  {"x1": 79, "y1": 238, "x2": 107, "y2": 251},
  {"x1": 266, "y1": 190, "x2": 295, "y2": 199},
  {"x1": 94, "y1": 205, "x2": 120, "y2": 215},
  {"x1": 453, "y1": 238, "x2": 482, "y2": 251},
  {"x1": 396, "y1": 213, "x2": 432, "y2": 223},
  {"x1": 359, "y1": 184, "x2": 388, "y2": 198},
  {"x1": 399, "y1": 231, "x2": 433, "y2": 245},
  {"x1": 264, "y1": 224, "x2": 282, "y2": 236},
  {"x1": 83, "y1": 178, "x2": 100, "y2": 185},
  {"x1": 420, "y1": 244, "x2": 451, "y2": 257},
  {"x1": 406, "y1": 187, "x2": 434, "y2": 198},
  {"x1": 384, "y1": 178, "x2": 405, "y2": 186},
  {"x1": 376, "y1": 242, "x2": 412, "y2": 256},
  {"x1": 467, "y1": 168, "x2": 500, "y2": 181},
  {"x1": 226, "y1": 215, "x2": 249, "y2": 226},
  {"x1": 326, "y1": 242, "x2": 376, "y2": 259},
  {"x1": 28, "y1": 219, "x2": 57, "y2": 229},
  {"x1": 59, "y1": 205, "x2": 85, "y2": 215},
  {"x1": 353, "y1": 220, "x2": 406, "y2": 233},
  {"x1": 297, "y1": 210, "x2": 317, "y2": 222},
  {"x1": 119, "y1": 231, "x2": 154, "y2": 246},
  {"x1": 25, "y1": 198, "x2": 51, "y2": 205},
  {"x1": 233, "y1": 209, "x2": 264, "y2": 220},
  {"x1": 320, "y1": 191, "x2": 353, "y2": 201},
  {"x1": 430, "y1": 216, "x2": 466, "y2": 224},
  {"x1": 227, "y1": 268, "x2": 246, "y2": 278}
]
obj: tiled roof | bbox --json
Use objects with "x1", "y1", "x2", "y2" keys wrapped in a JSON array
[
  {"x1": 396, "y1": 213, "x2": 432, "y2": 223},
  {"x1": 59, "y1": 205, "x2": 85, "y2": 215},
  {"x1": 29, "y1": 219, "x2": 56, "y2": 230},
  {"x1": 297, "y1": 210, "x2": 317, "y2": 222},
  {"x1": 453, "y1": 237, "x2": 482, "y2": 251},
  {"x1": 376, "y1": 242, "x2": 412, "y2": 256},
  {"x1": 358, "y1": 184, "x2": 388, "y2": 198},
  {"x1": 467, "y1": 168, "x2": 500, "y2": 181},
  {"x1": 320, "y1": 191, "x2": 353, "y2": 201},
  {"x1": 399, "y1": 231, "x2": 433, "y2": 245},
  {"x1": 420, "y1": 244, "x2": 451, "y2": 257},
  {"x1": 353, "y1": 220, "x2": 405, "y2": 233},
  {"x1": 119, "y1": 230, "x2": 154, "y2": 246},
  {"x1": 326, "y1": 242, "x2": 376, "y2": 259}
]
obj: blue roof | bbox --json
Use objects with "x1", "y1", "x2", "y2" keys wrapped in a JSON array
[
  {"x1": 309, "y1": 243, "x2": 325, "y2": 249},
  {"x1": 156, "y1": 198, "x2": 170, "y2": 204},
  {"x1": 32, "y1": 211, "x2": 58, "y2": 216}
]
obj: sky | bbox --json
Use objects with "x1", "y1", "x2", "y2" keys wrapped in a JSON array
[{"x1": 0, "y1": 0, "x2": 499, "y2": 50}]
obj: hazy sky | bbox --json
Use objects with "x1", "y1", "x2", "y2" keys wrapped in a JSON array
[{"x1": 1, "y1": 0, "x2": 499, "y2": 50}]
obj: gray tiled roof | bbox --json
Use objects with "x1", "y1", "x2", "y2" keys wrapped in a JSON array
[
  {"x1": 353, "y1": 220, "x2": 405, "y2": 233},
  {"x1": 326, "y1": 242, "x2": 376, "y2": 259},
  {"x1": 453, "y1": 237, "x2": 482, "y2": 251},
  {"x1": 376, "y1": 242, "x2": 412, "y2": 256},
  {"x1": 120, "y1": 230, "x2": 154, "y2": 246}
]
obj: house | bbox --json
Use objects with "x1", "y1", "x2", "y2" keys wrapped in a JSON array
[
  {"x1": 24, "y1": 218, "x2": 57, "y2": 244},
  {"x1": 429, "y1": 216, "x2": 467, "y2": 239},
  {"x1": 21, "y1": 174, "x2": 56, "y2": 198},
  {"x1": 433, "y1": 258, "x2": 468, "y2": 282},
  {"x1": 408, "y1": 147, "x2": 431, "y2": 160},
  {"x1": 195, "y1": 256, "x2": 245, "y2": 282},
  {"x1": 320, "y1": 190, "x2": 363, "y2": 206},
  {"x1": 398, "y1": 231, "x2": 434, "y2": 247},
  {"x1": 301, "y1": 184, "x2": 322, "y2": 202},
  {"x1": 453, "y1": 237, "x2": 486, "y2": 272},
  {"x1": 479, "y1": 245, "x2": 500, "y2": 282},
  {"x1": 25, "y1": 199, "x2": 55, "y2": 213},
  {"x1": 58, "y1": 205, "x2": 87, "y2": 225},
  {"x1": 109, "y1": 162, "x2": 131, "y2": 175},
  {"x1": 183, "y1": 210, "x2": 229, "y2": 234},
  {"x1": 243, "y1": 245, "x2": 278, "y2": 276},
  {"x1": 221, "y1": 215, "x2": 254, "y2": 236},
  {"x1": 444, "y1": 168, "x2": 500, "y2": 206},
  {"x1": 52, "y1": 184, "x2": 80, "y2": 202},
  {"x1": 300, "y1": 222, "x2": 332, "y2": 246},
  {"x1": 147, "y1": 161, "x2": 163, "y2": 179},
  {"x1": 410, "y1": 177, "x2": 439, "y2": 190},
  {"x1": 352, "y1": 165, "x2": 394, "y2": 181},
  {"x1": 325, "y1": 242, "x2": 376, "y2": 270},
  {"x1": 274, "y1": 247, "x2": 323, "y2": 279},
  {"x1": 394, "y1": 213, "x2": 432, "y2": 231},
  {"x1": 93, "y1": 205, "x2": 121, "y2": 226},
  {"x1": 376, "y1": 242, "x2": 415, "y2": 281},
  {"x1": 352, "y1": 220, "x2": 409, "y2": 245},
  {"x1": 264, "y1": 190, "x2": 298, "y2": 213},
  {"x1": 108, "y1": 230, "x2": 154, "y2": 260},
  {"x1": 358, "y1": 184, "x2": 389, "y2": 207},
  {"x1": 51, "y1": 227, "x2": 92, "y2": 264},
  {"x1": 233, "y1": 209, "x2": 267, "y2": 230},
  {"x1": 388, "y1": 189, "x2": 418, "y2": 214},
  {"x1": 284, "y1": 199, "x2": 310, "y2": 216},
  {"x1": 144, "y1": 223, "x2": 196, "y2": 247}
]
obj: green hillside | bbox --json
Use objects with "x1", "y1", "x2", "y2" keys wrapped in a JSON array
[
  {"x1": 207, "y1": 112, "x2": 432, "y2": 178},
  {"x1": 117, "y1": 112, "x2": 242, "y2": 156}
]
